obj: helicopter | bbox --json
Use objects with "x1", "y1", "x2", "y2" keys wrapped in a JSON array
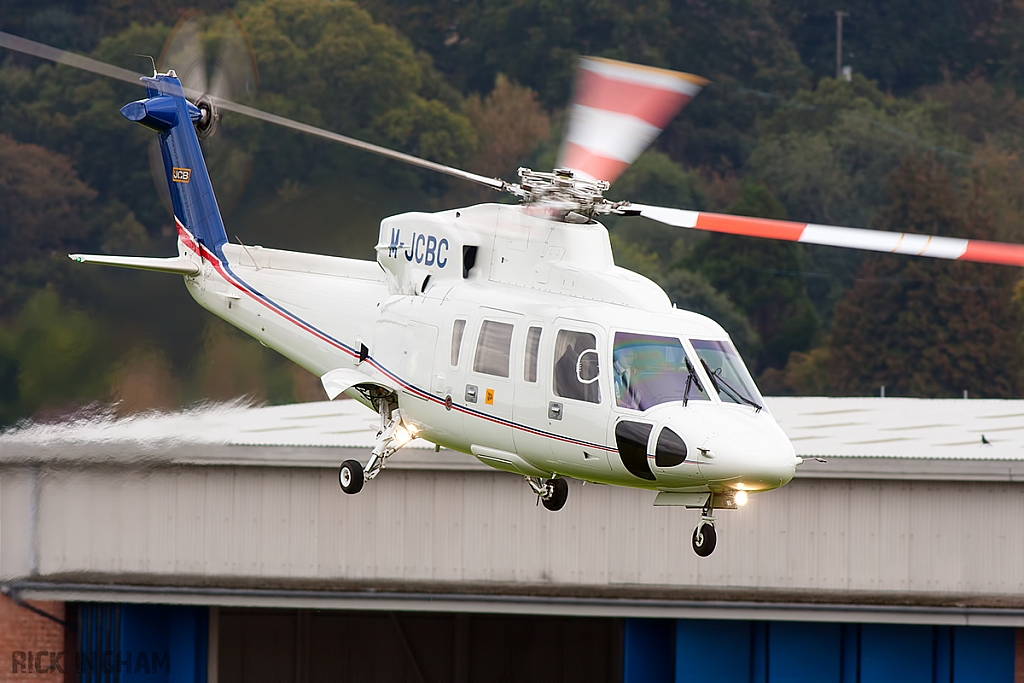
[{"x1": 4, "y1": 31, "x2": 1024, "y2": 558}]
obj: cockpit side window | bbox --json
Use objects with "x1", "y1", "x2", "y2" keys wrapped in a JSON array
[
  {"x1": 613, "y1": 332, "x2": 708, "y2": 410},
  {"x1": 690, "y1": 339, "x2": 764, "y2": 409},
  {"x1": 553, "y1": 330, "x2": 600, "y2": 403}
]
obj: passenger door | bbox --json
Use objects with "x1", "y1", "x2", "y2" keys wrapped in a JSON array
[
  {"x1": 546, "y1": 320, "x2": 613, "y2": 474},
  {"x1": 511, "y1": 322, "x2": 551, "y2": 466},
  {"x1": 463, "y1": 308, "x2": 520, "y2": 452}
]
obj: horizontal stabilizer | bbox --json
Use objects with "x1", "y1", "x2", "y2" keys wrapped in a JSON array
[{"x1": 69, "y1": 253, "x2": 201, "y2": 276}]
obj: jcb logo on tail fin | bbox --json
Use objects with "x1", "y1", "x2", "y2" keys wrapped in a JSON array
[{"x1": 172, "y1": 168, "x2": 191, "y2": 183}]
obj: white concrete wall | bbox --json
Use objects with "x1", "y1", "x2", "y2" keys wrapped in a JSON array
[{"x1": 3, "y1": 463, "x2": 1024, "y2": 599}]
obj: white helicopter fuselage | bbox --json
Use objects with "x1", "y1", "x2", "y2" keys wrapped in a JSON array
[{"x1": 180, "y1": 202, "x2": 798, "y2": 503}]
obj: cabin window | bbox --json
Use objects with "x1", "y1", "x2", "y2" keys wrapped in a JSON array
[
  {"x1": 524, "y1": 326, "x2": 542, "y2": 383},
  {"x1": 473, "y1": 320, "x2": 514, "y2": 377},
  {"x1": 655, "y1": 427, "x2": 688, "y2": 468},
  {"x1": 450, "y1": 319, "x2": 467, "y2": 367},
  {"x1": 613, "y1": 332, "x2": 708, "y2": 410},
  {"x1": 553, "y1": 330, "x2": 600, "y2": 404}
]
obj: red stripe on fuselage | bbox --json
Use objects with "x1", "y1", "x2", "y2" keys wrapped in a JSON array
[{"x1": 175, "y1": 222, "x2": 617, "y2": 452}]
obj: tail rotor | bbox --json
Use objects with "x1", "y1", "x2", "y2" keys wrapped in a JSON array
[{"x1": 148, "y1": 10, "x2": 258, "y2": 215}]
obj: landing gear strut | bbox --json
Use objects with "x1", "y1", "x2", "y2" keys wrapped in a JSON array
[
  {"x1": 527, "y1": 476, "x2": 568, "y2": 511},
  {"x1": 339, "y1": 393, "x2": 414, "y2": 495},
  {"x1": 691, "y1": 493, "x2": 717, "y2": 557}
]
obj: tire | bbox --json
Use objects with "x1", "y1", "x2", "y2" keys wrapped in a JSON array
[
  {"x1": 692, "y1": 523, "x2": 717, "y2": 557},
  {"x1": 339, "y1": 459, "x2": 364, "y2": 494},
  {"x1": 542, "y1": 478, "x2": 569, "y2": 511}
]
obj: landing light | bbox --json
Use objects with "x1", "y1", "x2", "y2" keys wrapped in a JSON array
[
  {"x1": 392, "y1": 425, "x2": 416, "y2": 447},
  {"x1": 734, "y1": 490, "x2": 749, "y2": 506}
]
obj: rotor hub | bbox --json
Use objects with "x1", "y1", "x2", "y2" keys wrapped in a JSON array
[
  {"x1": 508, "y1": 167, "x2": 624, "y2": 218},
  {"x1": 194, "y1": 94, "x2": 218, "y2": 138}
]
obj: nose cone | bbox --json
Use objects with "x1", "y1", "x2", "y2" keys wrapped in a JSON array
[{"x1": 689, "y1": 404, "x2": 797, "y2": 491}]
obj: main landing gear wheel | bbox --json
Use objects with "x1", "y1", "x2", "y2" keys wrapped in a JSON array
[
  {"x1": 692, "y1": 522, "x2": 717, "y2": 557},
  {"x1": 339, "y1": 459, "x2": 364, "y2": 494},
  {"x1": 542, "y1": 478, "x2": 569, "y2": 511}
]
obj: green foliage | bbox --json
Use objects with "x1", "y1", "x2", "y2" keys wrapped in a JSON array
[
  {"x1": 237, "y1": 0, "x2": 476, "y2": 184},
  {"x1": 747, "y1": 75, "x2": 968, "y2": 324},
  {"x1": 604, "y1": 150, "x2": 706, "y2": 275},
  {"x1": 0, "y1": 24, "x2": 171, "y2": 234},
  {"x1": 828, "y1": 155, "x2": 1024, "y2": 397},
  {"x1": 683, "y1": 183, "x2": 820, "y2": 370},
  {"x1": 0, "y1": 289, "x2": 109, "y2": 423},
  {"x1": 1, "y1": 0, "x2": 1024, "y2": 412},
  {"x1": 751, "y1": 75, "x2": 963, "y2": 228},
  {"x1": 661, "y1": 269, "x2": 761, "y2": 363},
  {"x1": 362, "y1": 0, "x2": 809, "y2": 170},
  {"x1": 0, "y1": 135, "x2": 98, "y2": 311},
  {"x1": 772, "y1": 0, "x2": 1023, "y2": 94}
]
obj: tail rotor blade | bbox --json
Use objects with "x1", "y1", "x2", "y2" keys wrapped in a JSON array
[
  {"x1": 630, "y1": 204, "x2": 1024, "y2": 267},
  {"x1": 208, "y1": 11, "x2": 258, "y2": 102},
  {"x1": 159, "y1": 13, "x2": 208, "y2": 97}
]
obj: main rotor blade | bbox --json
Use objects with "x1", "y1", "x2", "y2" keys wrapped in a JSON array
[
  {"x1": 0, "y1": 30, "x2": 144, "y2": 85},
  {"x1": 0, "y1": 30, "x2": 506, "y2": 192},
  {"x1": 212, "y1": 98, "x2": 506, "y2": 191},
  {"x1": 630, "y1": 204, "x2": 1024, "y2": 267},
  {"x1": 557, "y1": 57, "x2": 707, "y2": 185}
]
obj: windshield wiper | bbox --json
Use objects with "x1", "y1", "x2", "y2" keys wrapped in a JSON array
[
  {"x1": 701, "y1": 359, "x2": 763, "y2": 412},
  {"x1": 682, "y1": 357, "x2": 704, "y2": 407}
]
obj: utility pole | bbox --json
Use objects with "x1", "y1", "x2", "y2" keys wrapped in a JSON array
[{"x1": 835, "y1": 11, "x2": 849, "y2": 79}]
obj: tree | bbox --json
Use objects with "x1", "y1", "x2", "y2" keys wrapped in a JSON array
[
  {"x1": 0, "y1": 135, "x2": 99, "y2": 312},
  {"x1": 746, "y1": 75, "x2": 966, "y2": 323},
  {"x1": 0, "y1": 289, "x2": 109, "y2": 424},
  {"x1": 828, "y1": 154, "x2": 1023, "y2": 397},
  {"x1": 463, "y1": 75, "x2": 550, "y2": 180},
  {"x1": 239, "y1": 0, "x2": 476, "y2": 178}
]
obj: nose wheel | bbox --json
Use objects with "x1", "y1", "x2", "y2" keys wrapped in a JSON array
[
  {"x1": 339, "y1": 459, "x2": 364, "y2": 494},
  {"x1": 692, "y1": 522, "x2": 717, "y2": 556},
  {"x1": 691, "y1": 493, "x2": 718, "y2": 557}
]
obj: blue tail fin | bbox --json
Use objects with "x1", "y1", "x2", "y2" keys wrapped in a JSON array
[{"x1": 120, "y1": 73, "x2": 228, "y2": 258}]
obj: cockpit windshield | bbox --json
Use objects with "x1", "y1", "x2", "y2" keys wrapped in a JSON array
[
  {"x1": 690, "y1": 339, "x2": 764, "y2": 410},
  {"x1": 613, "y1": 332, "x2": 709, "y2": 410}
]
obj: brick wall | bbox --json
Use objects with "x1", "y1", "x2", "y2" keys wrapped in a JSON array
[{"x1": 0, "y1": 595, "x2": 64, "y2": 683}]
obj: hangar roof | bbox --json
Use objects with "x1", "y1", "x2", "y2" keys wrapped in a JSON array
[{"x1": 1, "y1": 396, "x2": 1022, "y2": 477}]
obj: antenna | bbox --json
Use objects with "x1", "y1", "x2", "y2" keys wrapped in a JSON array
[{"x1": 135, "y1": 54, "x2": 157, "y2": 77}]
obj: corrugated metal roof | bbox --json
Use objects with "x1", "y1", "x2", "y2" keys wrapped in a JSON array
[
  {"x1": 1, "y1": 396, "x2": 1021, "y2": 463},
  {"x1": 769, "y1": 397, "x2": 1023, "y2": 460}
]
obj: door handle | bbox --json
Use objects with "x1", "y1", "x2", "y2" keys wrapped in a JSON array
[
  {"x1": 465, "y1": 385, "x2": 478, "y2": 403},
  {"x1": 548, "y1": 402, "x2": 563, "y2": 420}
]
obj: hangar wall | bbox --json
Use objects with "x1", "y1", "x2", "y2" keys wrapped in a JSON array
[{"x1": 3, "y1": 463, "x2": 1024, "y2": 605}]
